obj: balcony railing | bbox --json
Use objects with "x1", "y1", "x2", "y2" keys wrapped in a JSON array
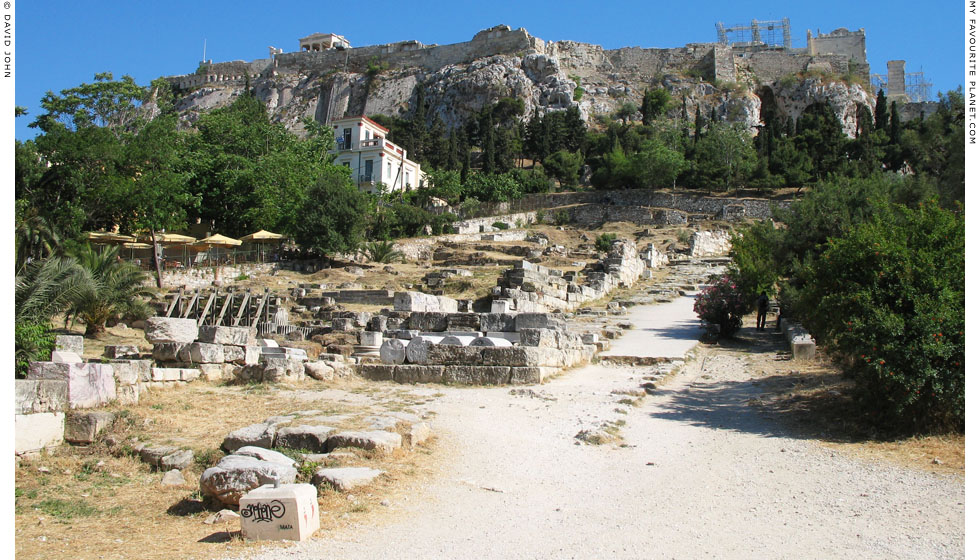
[
  {"x1": 358, "y1": 174, "x2": 375, "y2": 184},
  {"x1": 360, "y1": 138, "x2": 381, "y2": 148}
]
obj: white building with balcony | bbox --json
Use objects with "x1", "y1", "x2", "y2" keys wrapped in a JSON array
[
  {"x1": 299, "y1": 33, "x2": 350, "y2": 52},
  {"x1": 330, "y1": 116, "x2": 426, "y2": 194}
]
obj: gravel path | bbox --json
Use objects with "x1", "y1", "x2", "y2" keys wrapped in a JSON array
[{"x1": 224, "y1": 304, "x2": 964, "y2": 560}]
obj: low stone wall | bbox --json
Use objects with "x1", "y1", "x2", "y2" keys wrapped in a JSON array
[
  {"x1": 451, "y1": 212, "x2": 539, "y2": 234},
  {"x1": 156, "y1": 263, "x2": 277, "y2": 289}
]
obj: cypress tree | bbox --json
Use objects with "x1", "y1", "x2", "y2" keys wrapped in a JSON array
[
  {"x1": 889, "y1": 101, "x2": 902, "y2": 144},
  {"x1": 874, "y1": 89, "x2": 889, "y2": 131}
]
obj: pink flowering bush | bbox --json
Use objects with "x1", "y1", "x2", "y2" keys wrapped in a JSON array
[{"x1": 693, "y1": 274, "x2": 752, "y2": 337}]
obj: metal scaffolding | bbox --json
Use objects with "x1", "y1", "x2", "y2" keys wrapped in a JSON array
[
  {"x1": 716, "y1": 18, "x2": 792, "y2": 49},
  {"x1": 904, "y1": 70, "x2": 933, "y2": 103},
  {"x1": 869, "y1": 70, "x2": 933, "y2": 102}
]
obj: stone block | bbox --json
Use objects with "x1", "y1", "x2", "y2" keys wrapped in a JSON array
[
  {"x1": 144, "y1": 317, "x2": 199, "y2": 343},
  {"x1": 426, "y1": 344, "x2": 483, "y2": 366},
  {"x1": 51, "y1": 351, "x2": 83, "y2": 364},
  {"x1": 15, "y1": 413, "x2": 65, "y2": 454},
  {"x1": 258, "y1": 339, "x2": 279, "y2": 348},
  {"x1": 394, "y1": 291, "x2": 458, "y2": 313},
  {"x1": 161, "y1": 449, "x2": 195, "y2": 470},
  {"x1": 64, "y1": 411, "x2": 115, "y2": 444},
  {"x1": 55, "y1": 334, "x2": 84, "y2": 355},
  {"x1": 514, "y1": 313, "x2": 565, "y2": 331},
  {"x1": 234, "y1": 446, "x2": 298, "y2": 468},
  {"x1": 179, "y1": 342, "x2": 225, "y2": 364},
  {"x1": 519, "y1": 328, "x2": 560, "y2": 348},
  {"x1": 326, "y1": 431, "x2": 402, "y2": 454},
  {"x1": 379, "y1": 339, "x2": 407, "y2": 365},
  {"x1": 275, "y1": 425, "x2": 336, "y2": 452},
  {"x1": 407, "y1": 312, "x2": 449, "y2": 332},
  {"x1": 470, "y1": 336, "x2": 512, "y2": 347},
  {"x1": 15, "y1": 379, "x2": 68, "y2": 414},
  {"x1": 103, "y1": 345, "x2": 140, "y2": 360},
  {"x1": 27, "y1": 362, "x2": 116, "y2": 409},
  {"x1": 791, "y1": 336, "x2": 816, "y2": 361},
  {"x1": 109, "y1": 359, "x2": 151, "y2": 384},
  {"x1": 151, "y1": 367, "x2": 184, "y2": 382},
  {"x1": 359, "y1": 364, "x2": 395, "y2": 381},
  {"x1": 405, "y1": 337, "x2": 435, "y2": 364},
  {"x1": 180, "y1": 367, "x2": 202, "y2": 382},
  {"x1": 392, "y1": 365, "x2": 446, "y2": 384},
  {"x1": 223, "y1": 345, "x2": 245, "y2": 364},
  {"x1": 304, "y1": 361, "x2": 335, "y2": 381},
  {"x1": 443, "y1": 366, "x2": 512, "y2": 385},
  {"x1": 480, "y1": 313, "x2": 516, "y2": 333},
  {"x1": 195, "y1": 363, "x2": 229, "y2": 382},
  {"x1": 240, "y1": 483, "x2": 319, "y2": 542},
  {"x1": 445, "y1": 313, "x2": 481, "y2": 331},
  {"x1": 332, "y1": 318, "x2": 356, "y2": 332},
  {"x1": 152, "y1": 342, "x2": 187, "y2": 362},
  {"x1": 198, "y1": 325, "x2": 257, "y2": 346},
  {"x1": 359, "y1": 331, "x2": 384, "y2": 347},
  {"x1": 200, "y1": 455, "x2": 298, "y2": 507},
  {"x1": 223, "y1": 423, "x2": 278, "y2": 453},
  {"x1": 491, "y1": 300, "x2": 512, "y2": 313},
  {"x1": 116, "y1": 383, "x2": 141, "y2": 405},
  {"x1": 312, "y1": 467, "x2": 383, "y2": 492}
]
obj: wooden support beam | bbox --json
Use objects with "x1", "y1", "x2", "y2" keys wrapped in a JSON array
[
  {"x1": 182, "y1": 290, "x2": 201, "y2": 319},
  {"x1": 233, "y1": 289, "x2": 251, "y2": 327},
  {"x1": 251, "y1": 289, "x2": 270, "y2": 330},
  {"x1": 215, "y1": 288, "x2": 234, "y2": 326},
  {"x1": 165, "y1": 286, "x2": 185, "y2": 318},
  {"x1": 197, "y1": 291, "x2": 217, "y2": 327}
]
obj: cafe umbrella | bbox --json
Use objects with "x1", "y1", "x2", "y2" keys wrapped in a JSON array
[{"x1": 239, "y1": 230, "x2": 284, "y2": 262}]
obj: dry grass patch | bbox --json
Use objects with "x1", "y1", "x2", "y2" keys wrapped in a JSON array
[
  {"x1": 16, "y1": 379, "x2": 440, "y2": 560},
  {"x1": 734, "y1": 336, "x2": 965, "y2": 477}
]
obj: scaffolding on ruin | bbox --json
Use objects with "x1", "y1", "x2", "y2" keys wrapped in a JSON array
[
  {"x1": 905, "y1": 70, "x2": 933, "y2": 103},
  {"x1": 869, "y1": 70, "x2": 933, "y2": 102},
  {"x1": 716, "y1": 18, "x2": 792, "y2": 49}
]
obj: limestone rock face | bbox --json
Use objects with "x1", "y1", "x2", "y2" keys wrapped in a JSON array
[
  {"x1": 199, "y1": 455, "x2": 298, "y2": 506},
  {"x1": 166, "y1": 27, "x2": 874, "y2": 146}
]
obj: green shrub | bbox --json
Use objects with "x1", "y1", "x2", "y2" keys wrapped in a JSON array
[
  {"x1": 553, "y1": 210, "x2": 570, "y2": 226},
  {"x1": 491, "y1": 221, "x2": 509, "y2": 230},
  {"x1": 594, "y1": 233, "x2": 617, "y2": 253},
  {"x1": 693, "y1": 274, "x2": 752, "y2": 337},
  {"x1": 797, "y1": 201, "x2": 964, "y2": 431},
  {"x1": 15, "y1": 320, "x2": 55, "y2": 378}
]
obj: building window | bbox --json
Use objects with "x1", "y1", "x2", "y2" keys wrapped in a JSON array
[
  {"x1": 387, "y1": 162, "x2": 392, "y2": 179},
  {"x1": 342, "y1": 128, "x2": 352, "y2": 150}
]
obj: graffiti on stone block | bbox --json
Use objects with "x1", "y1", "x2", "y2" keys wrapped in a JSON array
[{"x1": 241, "y1": 500, "x2": 286, "y2": 523}]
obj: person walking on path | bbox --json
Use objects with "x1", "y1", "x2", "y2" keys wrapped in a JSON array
[{"x1": 756, "y1": 293, "x2": 770, "y2": 331}]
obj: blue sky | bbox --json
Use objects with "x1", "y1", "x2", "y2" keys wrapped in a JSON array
[{"x1": 10, "y1": 0, "x2": 967, "y2": 140}]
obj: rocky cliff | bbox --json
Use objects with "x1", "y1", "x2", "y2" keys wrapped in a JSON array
[{"x1": 166, "y1": 25, "x2": 875, "y2": 138}]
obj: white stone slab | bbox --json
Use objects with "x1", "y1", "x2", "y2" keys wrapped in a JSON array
[{"x1": 240, "y1": 483, "x2": 319, "y2": 542}]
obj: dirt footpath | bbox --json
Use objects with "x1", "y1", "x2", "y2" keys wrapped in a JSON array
[{"x1": 226, "y1": 311, "x2": 964, "y2": 559}]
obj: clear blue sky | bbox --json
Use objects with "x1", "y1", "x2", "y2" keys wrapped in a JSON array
[{"x1": 11, "y1": 0, "x2": 966, "y2": 141}]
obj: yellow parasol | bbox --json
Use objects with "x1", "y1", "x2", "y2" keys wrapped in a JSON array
[{"x1": 239, "y1": 230, "x2": 284, "y2": 262}]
